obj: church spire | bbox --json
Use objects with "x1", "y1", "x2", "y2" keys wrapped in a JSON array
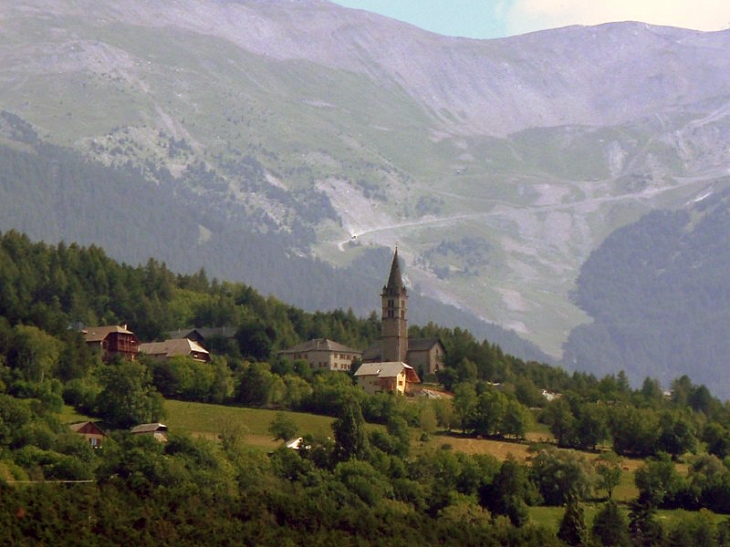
[
  {"x1": 384, "y1": 247, "x2": 406, "y2": 296},
  {"x1": 381, "y1": 248, "x2": 408, "y2": 362}
]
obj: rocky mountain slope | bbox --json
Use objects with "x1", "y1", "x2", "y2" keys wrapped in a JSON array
[{"x1": 1, "y1": 0, "x2": 730, "y2": 366}]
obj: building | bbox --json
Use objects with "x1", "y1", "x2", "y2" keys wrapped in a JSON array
[
  {"x1": 277, "y1": 338, "x2": 362, "y2": 371},
  {"x1": 130, "y1": 423, "x2": 168, "y2": 442},
  {"x1": 167, "y1": 327, "x2": 237, "y2": 350},
  {"x1": 139, "y1": 338, "x2": 211, "y2": 362},
  {"x1": 362, "y1": 249, "x2": 446, "y2": 377},
  {"x1": 406, "y1": 337, "x2": 446, "y2": 376},
  {"x1": 353, "y1": 362, "x2": 420, "y2": 395},
  {"x1": 82, "y1": 325, "x2": 139, "y2": 362},
  {"x1": 381, "y1": 248, "x2": 409, "y2": 363},
  {"x1": 68, "y1": 421, "x2": 106, "y2": 448}
]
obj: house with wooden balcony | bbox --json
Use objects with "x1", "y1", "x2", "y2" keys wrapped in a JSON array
[{"x1": 82, "y1": 324, "x2": 139, "y2": 362}]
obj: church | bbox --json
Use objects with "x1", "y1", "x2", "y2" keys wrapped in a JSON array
[{"x1": 361, "y1": 249, "x2": 446, "y2": 379}]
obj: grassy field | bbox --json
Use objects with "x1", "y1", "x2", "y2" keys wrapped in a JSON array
[
  {"x1": 162, "y1": 400, "x2": 337, "y2": 450},
  {"x1": 60, "y1": 400, "x2": 727, "y2": 532}
]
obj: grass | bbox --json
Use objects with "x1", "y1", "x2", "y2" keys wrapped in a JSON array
[
  {"x1": 59, "y1": 400, "x2": 730, "y2": 532},
  {"x1": 531, "y1": 503, "x2": 729, "y2": 534},
  {"x1": 162, "y1": 400, "x2": 336, "y2": 450},
  {"x1": 420, "y1": 432, "x2": 534, "y2": 461}
]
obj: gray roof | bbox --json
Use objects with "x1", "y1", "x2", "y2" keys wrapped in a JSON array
[
  {"x1": 82, "y1": 325, "x2": 134, "y2": 342},
  {"x1": 130, "y1": 423, "x2": 168, "y2": 434},
  {"x1": 139, "y1": 338, "x2": 209, "y2": 358},
  {"x1": 354, "y1": 361, "x2": 414, "y2": 378},
  {"x1": 407, "y1": 338, "x2": 443, "y2": 351},
  {"x1": 168, "y1": 327, "x2": 237, "y2": 340},
  {"x1": 278, "y1": 338, "x2": 362, "y2": 355}
]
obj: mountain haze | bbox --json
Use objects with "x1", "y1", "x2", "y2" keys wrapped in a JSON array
[{"x1": 1, "y1": 0, "x2": 730, "y2": 378}]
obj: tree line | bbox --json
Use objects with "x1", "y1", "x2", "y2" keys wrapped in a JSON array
[{"x1": 4, "y1": 230, "x2": 730, "y2": 544}]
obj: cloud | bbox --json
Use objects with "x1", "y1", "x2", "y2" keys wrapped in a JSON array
[{"x1": 507, "y1": 0, "x2": 730, "y2": 36}]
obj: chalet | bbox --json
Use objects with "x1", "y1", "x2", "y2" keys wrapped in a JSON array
[
  {"x1": 353, "y1": 362, "x2": 420, "y2": 395},
  {"x1": 138, "y1": 338, "x2": 211, "y2": 362},
  {"x1": 167, "y1": 327, "x2": 237, "y2": 350},
  {"x1": 82, "y1": 324, "x2": 139, "y2": 362},
  {"x1": 68, "y1": 421, "x2": 105, "y2": 448},
  {"x1": 277, "y1": 338, "x2": 362, "y2": 372},
  {"x1": 130, "y1": 423, "x2": 168, "y2": 442}
]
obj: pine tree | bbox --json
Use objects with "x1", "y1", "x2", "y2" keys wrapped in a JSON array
[
  {"x1": 591, "y1": 500, "x2": 629, "y2": 546},
  {"x1": 557, "y1": 495, "x2": 588, "y2": 547},
  {"x1": 332, "y1": 395, "x2": 367, "y2": 462}
]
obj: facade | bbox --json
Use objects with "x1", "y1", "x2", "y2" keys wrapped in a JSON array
[
  {"x1": 82, "y1": 325, "x2": 139, "y2": 362},
  {"x1": 139, "y1": 338, "x2": 211, "y2": 362},
  {"x1": 277, "y1": 338, "x2": 362, "y2": 371},
  {"x1": 68, "y1": 421, "x2": 105, "y2": 448},
  {"x1": 353, "y1": 362, "x2": 420, "y2": 395},
  {"x1": 405, "y1": 338, "x2": 445, "y2": 376}
]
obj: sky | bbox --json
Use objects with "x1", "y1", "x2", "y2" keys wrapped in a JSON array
[{"x1": 331, "y1": 0, "x2": 730, "y2": 39}]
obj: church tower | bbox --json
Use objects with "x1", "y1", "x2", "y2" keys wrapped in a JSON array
[{"x1": 381, "y1": 248, "x2": 408, "y2": 363}]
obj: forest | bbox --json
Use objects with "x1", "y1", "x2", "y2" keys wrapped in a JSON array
[
  {"x1": 564, "y1": 183, "x2": 730, "y2": 396},
  {"x1": 3, "y1": 230, "x2": 730, "y2": 545}
]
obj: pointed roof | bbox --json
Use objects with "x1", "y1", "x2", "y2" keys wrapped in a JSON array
[
  {"x1": 82, "y1": 325, "x2": 135, "y2": 342},
  {"x1": 138, "y1": 338, "x2": 210, "y2": 360},
  {"x1": 383, "y1": 248, "x2": 406, "y2": 296},
  {"x1": 354, "y1": 362, "x2": 420, "y2": 383}
]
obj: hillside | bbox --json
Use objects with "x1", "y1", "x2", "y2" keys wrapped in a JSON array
[
  {"x1": 1, "y1": 0, "x2": 730, "y2": 369},
  {"x1": 3, "y1": 228, "x2": 730, "y2": 545},
  {"x1": 564, "y1": 183, "x2": 730, "y2": 396}
]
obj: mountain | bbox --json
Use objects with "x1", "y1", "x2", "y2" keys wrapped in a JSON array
[
  {"x1": 564, "y1": 184, "x2": 730, "y2": 397},
  {"x1": 1, "y1": 0, "x2": 730, "y2": 369}
]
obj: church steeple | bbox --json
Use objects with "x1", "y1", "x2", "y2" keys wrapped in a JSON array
[
  {"x1": 384, "y1": 248, "x2": 406, "y2": 297},
  {"x1": 381, "y1": 248, "x2": 408, "y2": 363}
]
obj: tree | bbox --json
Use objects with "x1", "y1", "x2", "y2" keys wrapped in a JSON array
[
  {"x1": 95, "y1": 361, "x2": 165, "y2": 428},
  {"x1": 332, "y1": 395, "x2": 367, "y2": 462},
  {"x1": 418, "y1": 401, "x2": 438, "y2": 437},
  {"x1": 235, "y1": 321, "x2": 273, "y2": 362},
  {"x1": 557, "y1": 495, "x2": 588, "y2": 547},
  {"x1": 9, "y1": 325, "x2": 61, "y2": 383},
  {"x1": 634, "y1": 453, "x2": 684, "y2": 507},
  {"x1": 572, "y1": 403, "x2": 608, "y2": 451},
  {"x1": 268, "y1": 411, "x2": 298, "y2": 442},
  {"x1": 501, "y1": 398, "x2": 532, "y2": 440},
  {"x1": 629, "y1": 498, "x2": 663, "y2": 547},
  {"x1": 591, "y1": 500, "x2": 629, "y2": 546},
  {"x1": 594, "y1": 451, "x2": 623, "y2": 500},
  {"x1": 471, "y1": 390, "x2": 507, "y2": 437},
  {"x1": 541, "y1": 398, "x2": 575, "y2": 447},
  {"x1": 530, "y1": 447, "x2": 594, "y2": 506},
  {"x1": 656, "y1": 411, "x2": 696, "y2": 459},
  {"x1": 452, "y1": 382, "x2": 477, "y2": 434},
  {"x1": 479, "y1": 455, "x2": 536, "y2": 527},
  {"x1": 667, "y1": 510, "x2": 717, "y2": 547},
  {"x1": 703, "y1": 422, "x2": 730, "y2": 459},
  {"x1": 610, "y1": 406, "x2": 660, "y2": 457}
]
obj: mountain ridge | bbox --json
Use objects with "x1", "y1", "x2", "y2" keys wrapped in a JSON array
[{"x1": 1, "y1": 0, "x2": 730, "y2": 368}]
